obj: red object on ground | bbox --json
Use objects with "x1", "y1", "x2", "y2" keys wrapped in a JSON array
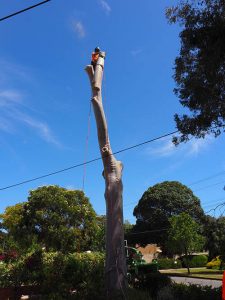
[{"x1": 222, "y1": 271, "x2": 225, "y2": 300}]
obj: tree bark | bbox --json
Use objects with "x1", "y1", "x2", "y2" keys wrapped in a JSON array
[
  {"x1": 85, "y1": 53, "x2": 127, "y2": 299},
  {"x1": 184, "y1": 248, "x2": 190, "y2": 275}
]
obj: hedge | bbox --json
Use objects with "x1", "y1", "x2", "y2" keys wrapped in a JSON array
[
  {"x1": 158, "y1": 258, "x2": 182, "y2": 269},
  {"x1": 181, "y1": 255, "x2": 208, "y2": 268}
]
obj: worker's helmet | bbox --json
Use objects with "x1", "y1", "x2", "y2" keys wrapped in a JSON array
[{"x1": 95, "y1": 47, "x2": 100, "y2": 52}]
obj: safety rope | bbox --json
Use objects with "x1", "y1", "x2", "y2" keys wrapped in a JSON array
[
  {"x1": 82, "y1": 70, "x2": 108, "y2": 190},
  {"x1": 82, "y1": 101, "x2": 92, "y2": 191}
]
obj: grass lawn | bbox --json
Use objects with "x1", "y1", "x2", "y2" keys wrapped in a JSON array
[{"x1": 160, "y1": 267, "x2": 223, "y2": 280}]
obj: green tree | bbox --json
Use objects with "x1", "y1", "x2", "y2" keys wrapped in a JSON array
[
  {"x1": 0, "y1": 203, "x2": 25, "y2": 254},
  {"x1": 123, "y1": 220, "x2": 135, "y2": 246},
  {"x1": 93, "y1": 215, "x2": 106, "y2": 252},
  {"x1": 133, "y1": 181, "x2": 204, "y2": 253},
  {"x1": 1, "y1": 186, "x2": 99, "y2": 253},
  {"x1": 168, "y1": 212, "x2": 205, "y2": 274},
  {"x1": 202, "y1": 215, "x2": 225, "y2": 262},
  {"x1": 166, "y1": 0, "x2": 225, "y2": 144}
]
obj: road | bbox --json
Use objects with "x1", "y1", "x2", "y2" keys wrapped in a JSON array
[{"x1": 170, "y1": 276, "x2": 222, "y2": 288}]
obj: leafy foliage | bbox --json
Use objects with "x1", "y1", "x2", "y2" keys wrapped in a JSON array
[
  {"x1": 0, "y1": 186, "x2": 100, "y2": 253},
  {"x1": 202, "y1": 215, "x2": 225, "y2": 261},
  {"x1": 181, "y1": 255, "x2": 208, "y2": 268},
  {"x1": 166, "y1": 0, "x2": 225, "y2": 143},
  {"x1": 137, "y1": 273, "x2": 172, "y2": 298},
  {"x1": 158, "y1": 258, "x2": 182, "y2": 270},
  {"x1": 0, "y1": 250, "x2": 105, "y2": 299},
  {"x1": 170, "y1": 283, "x2": 221, "y2": 300},
  {"x1": 168, "y1": 212, "x2": 205, "y2": 273},
  {"x1": 133, "y1": 181, "x2": 204, "y2": 252}
]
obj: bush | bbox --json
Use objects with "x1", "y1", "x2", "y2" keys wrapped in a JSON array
[
  {"x1": 41, "y1": 251, "x2": 105, "y2": 299},
  {"x1": 157, "y1": 286, "x2": 175, "y2": 300},
  {"x1": 182, "y1": 255, "x2": 208, "y2": 268},
  {"x1": 0, "y1": 250, "x2": 105, "y2": 299},
  {"x1": 127, "y1": 288, "x2": 152, "y2": 299},
  {"x1": 171, "y1": 283, "x2": 222, "y2": 300},
  {"x1": 137, "y1": 272, "x2": 172, "y2": 298},
  {"x1": 158, "y1": 258, "x2": 182, "y2": 269},
  {"x1": 157, "y1": 284, "x2": 222, "y2": 300},
  {"x1": 0, "y1": 263, "x2": 11, "y2": 287},
  {"x1": 206, "y1": 256, "x2": 222, "y2": 269}
]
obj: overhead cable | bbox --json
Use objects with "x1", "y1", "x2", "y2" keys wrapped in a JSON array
[
  {"x1": 0, "y1": 0, "x2": 51, "y2": 22},
  {"x1": 0, "y1": 130, "x2": 178, "y2": 191}
]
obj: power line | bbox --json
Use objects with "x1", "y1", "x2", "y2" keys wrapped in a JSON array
[
  {"x1": 0, "y1": 0, "x2": 51, "y2": 22},
  {"x1": 127, "y1": 228, "x2": 168, "y2": 236},
  {"x1": 194, "y1": 180, "x2": 225, "y2": 192},
  {"x1": 188, "y1": 171, "x2": 225, "y2": 187},
  {"x1": 0, "y1": 130, "x2": 178, "y2": 192},
  {"x1": 202, "y1": 197, "x2": 225, "y2": 208},
  {"x1": 205, "y1": 201, "x2": 225, "y2": 215}
]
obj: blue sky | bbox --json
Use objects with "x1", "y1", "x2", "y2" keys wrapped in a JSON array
[{"x1": 0, "y1": 0, "x2": 225, "y2": 223}]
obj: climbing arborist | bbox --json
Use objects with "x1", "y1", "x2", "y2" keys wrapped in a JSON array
[{"x1": 91, "y1": 47, "x2": 101, "y2": 70}]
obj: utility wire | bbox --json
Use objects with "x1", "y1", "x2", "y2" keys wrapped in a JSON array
[
  {"x1": 0, "y1": 0, "x2": 51, "y2": 22},
  {"x1": 127, "y1": 228, "x2": 168, "y2": 236},
  {"x1": 188, "y1": 171, "x2": 225, "y2": 187},
  {"x1": 0, "y1": 130, "x2": 178, "y2": 192},
  {"x1": 205, "y1": 201, "x2": 225, "y2": 214},
  {"x1": 194, "y1": 180, "x2": 225, "y2": 192}
]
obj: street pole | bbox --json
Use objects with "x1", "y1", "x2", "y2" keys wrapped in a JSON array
[{"x1": 85, "y1": 50, "x2": 127, "y2": 299}]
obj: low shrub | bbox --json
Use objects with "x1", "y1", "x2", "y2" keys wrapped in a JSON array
[
  {"x1": 157, "y1": 285, "x2": 175, "y2": 300},
  {"x1": 158, "y1": 258, "x2": 182, "y2": 269},
  {"x1": 171, "y1": 283, "x2": 222, "y2": 300},
  {"x1": 182, "y1": 255, "x2": 208, "y2": 268},
  {"x1": 0, "y1": 263, "x2": 11, "y2": 287},
  {"x1": 157, "y1": 284, "x2": 222, "y2": 300},
  {"x1": 127, "y1": 288, "x2": 152, "y2": 299},
  {"x1": 41, "y1": 251, "x2": 105, "y2": 299},
  {"x1": 137, "y1": 272, "x2": 172, "y2": 298},
  {"x1": 0, "y1": 250, "x2": 105, "y2": 299},
  {"x1": 206, "y1": 256, "x2": 222, "y2": 269}
]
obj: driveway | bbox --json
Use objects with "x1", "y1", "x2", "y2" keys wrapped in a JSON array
[{"x1": 170, "y1": 276, "x2": 222, "y2": 288}]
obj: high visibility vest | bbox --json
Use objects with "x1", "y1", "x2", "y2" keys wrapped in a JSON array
[{"x1": 92, "y1": 52, "x2": 99, "y2": 62}]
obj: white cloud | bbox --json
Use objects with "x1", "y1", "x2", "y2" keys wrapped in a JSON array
[
  {"x1": 0, "y1": 90, "x2": 22, "y2": 107},
  {"x1": 72, "y1": 20, "x2": 86, "y2": 38},
  {"x1": 17, "y1": 113, "x2": 60, "y2": 146},
  {"x1": 188, "y1": 136, "x2": 213, "y2": 155},
  {"x1": 150, "y1": 139, "x2": 176, "y2": 157},
  {"x1": 0, "y1": 88, "x2": 60, "y2": 146},
  {"x1": 0, "y1": 60, "x2": 32, "y2": 84},
  {"x1": 0, "y1": 117, "x2": 14, "y2": 133},
  {"x1": 99, "y1": 0, "x2": 111, "y2": 15},
  {"x1": 148, "y1": 135, "x2": 213, "y2": 158}
]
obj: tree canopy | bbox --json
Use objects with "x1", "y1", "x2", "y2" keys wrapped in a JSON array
[
  {"x1": 133, "y1": 181, "x2": 204, "y2": 252},
  {"x1": 166, "y1": 0, "x2": 225, "y2": 143},
  {"x1": 203, "y1": 215, "x2": 225, "y2": 260},
  {"x1": 168, "y1": 212, "x2": 205, "y2": 273},
  {"x1": 0, "y1": 186, "x2": 100, "y2": 253}
]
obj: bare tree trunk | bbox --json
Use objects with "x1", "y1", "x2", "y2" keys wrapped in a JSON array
[
  {"x1": 184, "y1": 248, "x2": 190, "y2": 275},
  {"x1": 85, "y1": 53, "x2": 127, "y2": 299}
]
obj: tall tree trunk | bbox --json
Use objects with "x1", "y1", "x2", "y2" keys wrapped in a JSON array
[{"x1": 85, "y1": 53, "x2": 127, "y2": 299}]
